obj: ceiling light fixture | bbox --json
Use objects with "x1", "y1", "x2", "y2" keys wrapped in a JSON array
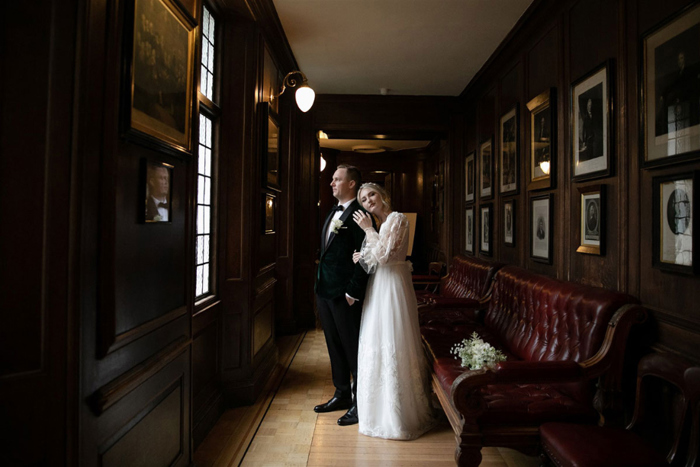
[{"x1": 275, "y1": 70, "x2": 315, "y2": 112}]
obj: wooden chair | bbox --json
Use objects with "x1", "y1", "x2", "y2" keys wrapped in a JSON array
[{"x1": 540, "y1": 352, "x2": 700, "y2": 467}]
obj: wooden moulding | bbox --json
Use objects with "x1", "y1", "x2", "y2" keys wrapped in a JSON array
[{"x1": 90, "y1": 336, "x2": 190, "y2": 415}]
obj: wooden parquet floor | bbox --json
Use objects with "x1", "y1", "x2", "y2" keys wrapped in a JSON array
[{"x1": 194, "y1": 329, "x2": 540, "y2": 467}]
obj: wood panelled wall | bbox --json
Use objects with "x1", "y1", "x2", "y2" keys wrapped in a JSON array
[
  {"x1": 1, "y1": 1, "x2": 79, "y2": 465},
  {"x1": 312, "y1": 95, "x2": 458, "y2": 276},
  {"x1": 2, "y1": 0, "x2": 310, "y2": 464},
  {"x1": 454, "y1": 0, "x2": 700, "y2": 362}
]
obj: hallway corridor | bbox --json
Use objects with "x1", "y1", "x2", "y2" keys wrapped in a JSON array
[{"x1": 194, "y1": 330, "x2": 540, "y2": 466}]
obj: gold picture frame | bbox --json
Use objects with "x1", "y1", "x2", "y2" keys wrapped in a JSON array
[{"x1": 124, "y1": 0, "x2": 196, "y2": 157}]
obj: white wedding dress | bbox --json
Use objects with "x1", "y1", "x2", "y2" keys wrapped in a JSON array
[{"x1": 357, "y1": 212, "x2": 437, "y2": 440}]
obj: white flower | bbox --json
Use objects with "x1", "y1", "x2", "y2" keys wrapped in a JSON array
[
  {"x1": 330, "y1": 219, "x2": 345, "y2": 234},
  {"x1": 450, "y1": 332, "x2": 506, "y2": 370}
]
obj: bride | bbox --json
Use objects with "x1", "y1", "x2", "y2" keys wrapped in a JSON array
[{"x1": 351, "y1": 183, "x2": 436, "y2": 440}]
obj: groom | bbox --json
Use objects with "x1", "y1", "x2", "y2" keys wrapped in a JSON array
[{"x1": 314, "y1": 164, "x2": 372, "y2": 426}]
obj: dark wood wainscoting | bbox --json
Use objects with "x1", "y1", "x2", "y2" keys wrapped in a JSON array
[{"x1": 455, "y1": 0, "x2": 700, "y2": 362}]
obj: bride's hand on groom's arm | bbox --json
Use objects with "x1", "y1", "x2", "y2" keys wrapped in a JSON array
[
  {"x1": 353, "y1": 211, "x2": 373, "y2": 230},
  {"x1": 352, "y1": 251, "x2": 361, "y2": 264}
]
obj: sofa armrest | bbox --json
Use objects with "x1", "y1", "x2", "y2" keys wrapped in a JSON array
[
  {"x1": 492, "y1": 360, "x2": 584, "y2": 383},
  {"x1": 450, "y1": 304, "x2": 647, "y2": 426},
  {"x1": 450, "y1": 361, "x2": 586, "y2": 418},
  {"x1": 427, "y1": 297, "x2": 482, "y2": 309}
]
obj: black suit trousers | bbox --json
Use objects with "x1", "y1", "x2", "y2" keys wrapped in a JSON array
[{"x1": 316, "y1": 293, "x2": 362, "y2": 400}]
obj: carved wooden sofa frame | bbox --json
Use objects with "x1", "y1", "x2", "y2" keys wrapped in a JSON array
[
  {"x1": 417, "y1": 255, "x2": 503, "y2": 326},
  {"x1": 421, "y1": 266, "x2": 647, "y2": 467}
]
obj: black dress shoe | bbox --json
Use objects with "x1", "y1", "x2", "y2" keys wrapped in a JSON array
[
  {"x1": 337, "y1": 405, "x2": 358, "y2": 426},
  {"x1": 314, "y1": 396, "x2": 353, "y2": 413}
]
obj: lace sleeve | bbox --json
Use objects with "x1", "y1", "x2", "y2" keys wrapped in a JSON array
[{"x1": 359, "y1": 213, "x2": 408, "y2": 274}]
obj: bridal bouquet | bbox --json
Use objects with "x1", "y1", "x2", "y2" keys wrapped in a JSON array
[{"x1": 451, "y1": 332, "x2": 506, "y2": 370}]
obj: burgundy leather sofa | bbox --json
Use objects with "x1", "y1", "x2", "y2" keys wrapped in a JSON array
[
  {"x1": 421, "y1": 266, "x2": 647, "y2": 467},
  {"x1": 417, "y1": 255, "x2": 503, "y2": 325},
  {"x1": 540, "y1": 352, "x2": 700, "y2": 467}
]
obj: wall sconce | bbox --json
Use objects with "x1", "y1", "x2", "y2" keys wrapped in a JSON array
[
  {"x1": 539, "y1": 160, "x2": 551, "y2": 175},
  {"x1": 276, "y1": 71, "x2": 315, "y2": 112},
  {"x1": 320, "y1": 156, "x2": 327, "y2": 172}
]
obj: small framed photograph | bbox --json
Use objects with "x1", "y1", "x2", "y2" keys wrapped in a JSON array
[
  {"x1": 264, "y1": 193, "x2": 276, "y2": 233},
  {"x1": 572, "y1": 61, "x2": 613, "y2": 180},
  {"x1": 480, "y1": 204, "x2": 492, "y2": 256},
  {"x1": 465, "y1": 207, "x2": 475, "y2": 254},
  {"x1": 530, "y1": 193, "x2": 553, "y2": 263},
  {"x1": 500, "y1": 105, "x2": 519, "y2": 194},
  {"x1": 652, "y1": 172, "x2": 697, "y2": 274},
  {"x1": 480, "y1": 137, "x2": 494, "y2": 199},
  {"x1": 527, "y1": 88, "x2": 556, "y2": 191},
  {"x1": 465, "y1": 151, "x2": 476, "y2": 203},
  {"x1": 577, "y1": 185, "x2": 605, "y2": 255},
  {"x1": 123, "y1": 0, "x2": 196, "y2": 156},
  {"x1": 261, "y1": 103, "x2": 281, "y2": 191},
  {"x1": 142, "y1": 160, "x2": 173, "y2": 223},
  {"x1": 504, "y1": 199, "x2": 516, "y2": 247},
  {"x1": 642, "y1": 3, "x2": 700, "y2": 168}
]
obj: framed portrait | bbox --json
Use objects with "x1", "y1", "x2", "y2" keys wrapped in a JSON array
[
  {"x1": 504, "y1": 199, "x2": 515, "y2": 247},
  {"x1": 652, "y1": 172, "x2": 697, "y2": 274},
  {"x1": 465, "y1": 151, "x2": 476, "y2": 203},
  {"x1": 465, "y1": 207, "x2": 475, "y2": 254},
  {"x1": 577, "y1": 185, "x2": 605, "y2": 255},
  {"x1": 642, "y1": 3, "x2": 700, "y2": 168},
  {"x1": 480, "y1": 137, "x2": 494, "y2": 199},
  {"x1": 530, "y1": 193, "x2": 553, "y2": 263},
  {"x1": 142, "y1": 159, "x2": 174, "y2": 223},
  {"x1": 500, "y1": 106, "x2": 519, "y2": 194},
  {"x1": 264, "y1": 193, "x2": 276, "y2": 233},
  {"x1": 527, "y1": 89, "x2": 556, "y2": 191},
  {"x1": 480, "y1": 204, "x2": 492, "y2": 256},
  {"x1": 124, "y1": 0, "x2": 196, "y2": 156},
  {"x1": 261, "y1": 103, "x2": 281, "y2": 191},
  {"x1": 572, "y1": 61, "x2": 613, "y2": 180}
]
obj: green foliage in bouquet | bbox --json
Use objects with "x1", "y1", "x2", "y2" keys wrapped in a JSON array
[{"x1": 450, "y1": 332, "x2": 507, "y2": 370}]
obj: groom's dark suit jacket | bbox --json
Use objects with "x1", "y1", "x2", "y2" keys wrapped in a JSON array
[{"x1": 315, "y1": 200, "x2": 371, "y2": 301}]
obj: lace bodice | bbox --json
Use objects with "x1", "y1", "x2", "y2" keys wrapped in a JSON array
[{"x1": 359, "y1": 212, "x2": 409, "y2": 274}]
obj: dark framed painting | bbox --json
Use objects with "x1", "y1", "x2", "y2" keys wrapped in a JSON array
[
  {"x1": 480, "y1": 204, "x2": 492, "y2": 256},
  {"x1": 465, "y1": 151, "x2": 476, "y2": 203},
  {"x1": 264, "y1": 193, "x2": 276, "y2": 234},
  {"x1": 530, "y1": 193, "x2": 553, "y2": 263},
  {"x1": 142, "y1": 159, "x2": 174, "y2": 223},
  {"x1": 504, "y1": 199, "x2": 515, "y2": 247},
  {"x1": 577, "y1": 185, "x2": 605, "y2": 255},
  {"x1": 480, "y1": 137, "x2": 494, "y2": 199},
  {"x1": 500, "y1": 105, "x2": 519, "y2": 194},
  {"x1": 465, "y1": 207, "x2": 475, "y2": 254},
  {"x1": 572, "y1": 61, "x2": 613, "y2": 181},
  {"x1": 261, "y1": 103, "x2": 281, "y2": 191},
  {"x1": 642, "y1": 3, "x2": 700, "y2": 168},
  {"x1": 652, "y1": 171, "x2": 697, "y2": 274},
  {"x1": 527, "y1": 88, "x2": 556, "y2": 191},
  {"x1": 124, "y1": 0, "x2": 196, "y2": 157}
]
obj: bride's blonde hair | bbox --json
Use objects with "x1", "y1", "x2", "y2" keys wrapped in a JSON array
[{"x1": 357, "y1": 182, "x2": 391, "y2": 211}]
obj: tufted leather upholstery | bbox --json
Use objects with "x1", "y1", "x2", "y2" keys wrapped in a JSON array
[
  {"x1": 540, "y1": 352, "x2": 700, "y2": 467},
  {"x1": 484, "y1": 266, "x2": 637, "y2": 364},
  {"x1": 418, "y1": 256, "x2": 504, "y2": 325},
  {"x1": 420, "y1": 265, "x2": 646, "y2": 467},
  {"x1": 435, "y1": 255, "x2": 502, "y2": 300}
]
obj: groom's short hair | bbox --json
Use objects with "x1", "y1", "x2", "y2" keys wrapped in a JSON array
[{"x1": 337, "y1": 164, "x2": 362, "y2": 192}]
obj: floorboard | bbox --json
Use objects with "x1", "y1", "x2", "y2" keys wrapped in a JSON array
[{"x1": 195, "y1": 329, "x2": 541, "y2": 467}]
